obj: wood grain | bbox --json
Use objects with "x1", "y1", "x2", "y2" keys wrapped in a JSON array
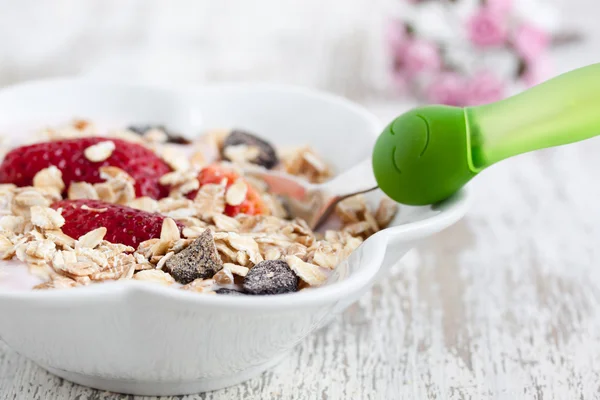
[{"x1": 3, "y1": 105, "x2": 600, "y2": 400}]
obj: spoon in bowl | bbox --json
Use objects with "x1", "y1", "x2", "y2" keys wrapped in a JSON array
[{"x1": 248, "y1": 63, "x2": 600, "y2": 229}]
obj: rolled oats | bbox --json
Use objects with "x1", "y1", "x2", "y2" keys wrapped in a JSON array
[
  {"x1": 285, "y1": 255, "x2": 327, "y2": 286},
  {"x1": 68, "y1": 182, "x2": 99, "y2": 200},
  {"x1": 194, "y1": 183, "x2": 225, "y2": 220},
  {"x1": 33, "y1": 166, "x2": 65, "y2": 197},
  {"x1": 223, "y1": 263, "x2": 249, "y2": 277},
  {"x1": 213, "y1": 268, "x2": 234, "y2": 285},
  {"x1": 30, "y1": 206, "x2": 65, "y2": 230},
  {"x1": 133, "y1": 269, "x2": 175, "y2": 285},
  {"x1": 84, "y1": 140, "x2": 115, "y2": 162},
  {"x1": 76, "y1": 227, "x2": 107, "y2": 249},
  {"x1": 127, "y1": 196, "x2": 159, "y2": 212}
]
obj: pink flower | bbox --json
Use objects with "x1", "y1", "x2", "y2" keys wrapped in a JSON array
[
  {"x1": 522, "y1": 57, "x2": 553, "y2": 87},
  {"x1": 386, "y1": 20, "x2": 408, "y2": 56},
  {"x1": 513, "y1": 24, "x2": 550, "y2": 62},
  {"x1": 487, "y1": 0, "x2": 512, "y2": 14},
  {"x1": 426, "y1": 73, "x2": 468, "y2": 106},
  {"x1": 466, "y1": 71, "x2": 506, "y2": 106},
  {"x1": 402, "y1": 39, "x2": 441, "y2": 76},
  {"x1": 467, "y1": 9, "x2": 508, "y2": 48}
]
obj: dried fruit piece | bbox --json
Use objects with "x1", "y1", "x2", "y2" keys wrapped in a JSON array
[
  {"x1": 222, "y1": 130, "x2": 279, "y2": 169},
  {"x1": 215, "y1": 288, "x2": 245, "y2": 296},
  {"x1": 242, "y1": 259, "x2": 298, "y2": 295},
  {"x1": 164, "y1": 229, "x2": 223, "y2": 284},
  {"x1": 0, "y1": 137, "x2": 171, "y2": 199},
  {"x1": 188, "y1": 165, "x2": 267, "y2": 217},
  {"x1": 53, "y1": 199, "x2": 183, "y2": 247},
  {"x1": 127, "y1": 124, "x2": 191, "y2": 144}
]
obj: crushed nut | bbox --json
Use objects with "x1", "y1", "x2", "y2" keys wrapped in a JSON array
[{"x1": 225, "y1": 179, "x2": 247, "y2": 206}]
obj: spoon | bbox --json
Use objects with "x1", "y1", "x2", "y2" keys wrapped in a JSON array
[{"x1": 248, "y1": 63, "x2": 600, "y2": 229}]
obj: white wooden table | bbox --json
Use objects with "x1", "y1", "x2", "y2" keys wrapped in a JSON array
[{"x1": 2, "y1": 101, "x2": 600, "y2": 399}]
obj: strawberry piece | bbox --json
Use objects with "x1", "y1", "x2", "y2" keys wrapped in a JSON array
[
  {"x1": 188, "y1": 164, "x2": 267, "y2": 217},
  {"x1": 52, "y1": 199, "x2": 182, "y2": 248},
  {"x1": 0, "y1": 137, "x2": 171, "y2": 199}
]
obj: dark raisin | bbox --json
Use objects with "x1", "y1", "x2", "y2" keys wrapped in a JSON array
[
  {"x1": 222, "y1": 130, "x2": 279, "y2": 169},
  {"x1": 215, "y1": 288, "x2": 246, "y2": 296},
  {"x1": 242, "y1": 260, "x2": 298, "y2": 295},
  {"x1": 127, "y1": 124, "x2": 191, "y2": 144}
]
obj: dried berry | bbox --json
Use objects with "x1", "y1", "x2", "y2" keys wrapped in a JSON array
[
  {"x1": 0, "y1": 137, "x2": 171, "y2": 199},
  {"x1": 215, "y1": 288, "x2": 246, "y2": 296},
  {"x1": 242, "y1": 260, "x2": 298, "y2": 295},
  {"x1": 164, "y1": 229, "x2": 223, "y2": 284},
  {"x1": 53, "y1": 199, "x2": 182, "y2": 248},
  {"x1": 222, "y1": 130, "x2": 279, "y2": 169},
  {"x1": 127, "y1": 124, "x2": 191, "y2": 144}
]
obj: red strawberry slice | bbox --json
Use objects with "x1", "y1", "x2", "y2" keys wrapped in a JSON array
[
  {"x1": 0, "y1": 137, "x2": 172, "y2": 199},
  {"x1": 188, "y1": 164, "x2": 267, "y2": 217},
  {"x1": 52, "y1": 199, "x2": 183, "y2": 248}
]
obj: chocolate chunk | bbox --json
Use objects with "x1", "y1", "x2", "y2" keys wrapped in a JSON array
[
  {"x1": 164, "y1": 229, "x2": 223, "y2": 284},
  {"x1": 222, "y1": 130, "x2": 279, "y2": 169},
  {"x1": 216, "y1": 288, "x2": 246, "y2": 296},
  {"x1": 242, "y1": 260, "x2": 299, "y2": 295},
  {"x1": 127, "y1": 124, "x2": 191, "y2": 144}
]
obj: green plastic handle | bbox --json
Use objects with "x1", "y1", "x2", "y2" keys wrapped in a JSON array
[{"x1": 372, "y1": 63, "x2": 600, "y2": 206}]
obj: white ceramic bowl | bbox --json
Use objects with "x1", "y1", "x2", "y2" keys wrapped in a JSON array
[{"x1": 0, "y1": 80, "x2": 469, "y2": 396}]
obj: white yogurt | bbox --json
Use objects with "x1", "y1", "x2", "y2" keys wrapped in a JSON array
[{"x1": 0, "y1": 261, "x2": 45, "y2": 291}]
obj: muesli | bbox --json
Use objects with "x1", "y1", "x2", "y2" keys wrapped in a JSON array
[{"x1": 0, "y1": 121, "x2": 398, "y2": 295}]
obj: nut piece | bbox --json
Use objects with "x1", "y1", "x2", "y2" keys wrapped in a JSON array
[
  {"x1": 215, "y1": 288, "x2": 245, "y2": 296},
  {"x1": 30, "y1": 206, "x2": 65, "y2": 230},
  {"x1": 225, "y1": 179, "x2": 247, "y2": 206},
  {"x1": 164, "y1": 229, "x2": 223, "y2": 284},
  {"x1": 242, "y1": 259, "x2": 298, "y2": 295},
  {"x1": 375, "y1": 197, "x2": 399, "y2": 228},
  {"x1": 84, "y1": 140, "x2": 115, "y2": 162}
]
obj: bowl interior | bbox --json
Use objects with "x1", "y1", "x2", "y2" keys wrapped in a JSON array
[
  {"x1": 0, "y1": 80, "x2": 443, "y2": 225},
  {"x1": 0, "y1": 80, "x2": 463, "y2": 290}
]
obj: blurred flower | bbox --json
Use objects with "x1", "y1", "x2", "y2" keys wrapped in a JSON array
[
  {"x1": 402, "y1": 39, "x2": 441, "y2": 76},
  {"x1": 522, "y1": 57, "x2": 552, "y2": 87},
  {"x1": 513, "y1": 24, "x2": 550, "y2": 62},
  {"x1": 467, "y1": 8, "x2": 508, "y2": 48},
  {"x1": 467, "y1": 71, "x2": 505, "y2": 105},
  {"x1": 426, "y1": 73, "x2": 468, "y2": 106},
  {"x1": 487, "y1": 0, "x2": 513, "y2": 14},
  {"x1": 386, "y1": 20, "x2": 408, "y2": 54}
]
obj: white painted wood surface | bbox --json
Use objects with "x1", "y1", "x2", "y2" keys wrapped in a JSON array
[{"x1": 2, "y1": 102, "x2": 600, "y2": 399}]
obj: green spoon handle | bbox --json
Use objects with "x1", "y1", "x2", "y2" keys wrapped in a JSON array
[{"x1": 467, "y1": 63, "x2": 600, "y2": 170}]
